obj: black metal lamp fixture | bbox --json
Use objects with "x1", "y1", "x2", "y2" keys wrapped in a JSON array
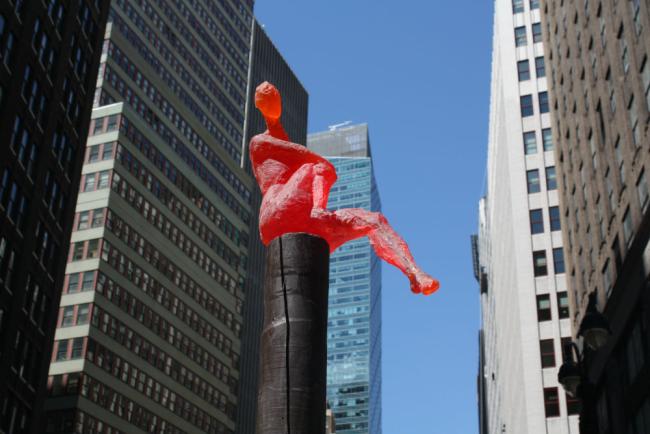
[{"x1": 557, "y1": 292, "x2": 611, "y2": 433}]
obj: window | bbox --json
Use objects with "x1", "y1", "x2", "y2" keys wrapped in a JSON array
[
  {"x1": 542, "y1": 128, "x2": 553, "y2": 151},
  {"x1": 637, "y1": 169, "x2": 649, "y2": 210},
  {"x1": 603, "y1": 260, "x2": 613, "y2": 297},
  {"x1": 55, "y1": 340, "x2": 69, "y2": 361},
  {"x1": 67, "y1": 274, "x2": 80, "y2": 293},
  {"x1": 537, "y1": 294, "x2": 552, "y2": 321},
  {"x1": 92, "y1": 119, "x2": 103, "y2": 135},
  {"x1": 515, "y1": 26, "x2": 527, "y2": 46},
  {"x1": 521, "y1": 94, "x2": 534, "y2": 116},
  {"x1": 70, "y1": 338, "x2": 84, "y2": 359},
  {"x1": 524, "y1": 131, "x2": 537, "y2": 154},
  {"x1": 546, "y1": 166, "x2": 557, "y2": 190},
  {"x1": 557, "y1": 292, "x2": 570, "y2": 318},
  {"x1": 533, "y1": 250, "x2": 548, "y2": 276},
  {"x1": 553, "y1": 248, "x2": 565, "y2": 274},
  {"x1": 530, "y1": 0, "x2": 539, "y2": 9},
  {"x1": 532, "y1": 23, "x2": 543, "y2": 42},
  {"x1": 535, "y1": 56, "x2": 546, "y2": 77},
  {"x1": 518, "y1": 60, "x2": 531, "y2": 81},
  {"x1": 623, "y1": 207, "x2": 633, "y2": 245},
  {"x1": 77, "y1": 304, "x2": 90, "y2": 325},
  {"x1": 91, "y1": 209, "x2": 104, "y2": 228},
  {"x1": 77, "y1": 211, "x2": 90, "y2": 230},
  {"x1": 71, "y1": 243, "x2": 84, "y2": 261},
  {"x1": 530, "y1": 209, "x2": 544, "y2": 234},
  {"x1": 513, "y1": 0, "x2": 524, "y2": 13},
  {"x1": 106, "y1": 115, "x2": 118, "y2": 131},
  {"x1": 540, "y1": 340, "x2": 556, "y2": 368},
  {"x1": 83, "y1": 174, "x2": 95, "y2": 192},
  {"x1": 87, "y1": 240, "x2": 99, "y2": 259},
  {"x1": 88, "y1": 145, "x2": 99, "y2": 162},
  {"x1": 544, "y1": 388, "x2": 561, "y2": 417},
  {"x1": 527, "y1": 169, "x2": 541, "y2": 193},
  {"x1": 61, "y1": 307, "x2": 74, "y2": 327},
  {"x1": 102, "y1": 142, "x2": 114, "y2": 160},
  {"x1": 567, "y1": 393, "x2": 580, "y2": 415},
  {"x1": 549, "y1": 206, "x2": 561, "y2": 231},
  {"x1": 81, "y1": 272, "x2": 94, "y2": 291},
  {"x1": 539, "y1": 91, "x2": 549, "y2": 113},
  {"x1": 97, "y1": 171, "x2": 110, "y2": 189}
]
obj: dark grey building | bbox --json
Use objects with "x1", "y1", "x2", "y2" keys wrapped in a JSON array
[
  {"x1": 0, "y1": 2, "x2": 109, "y2": 433},
  {"x1": 237, "y1": 19, "x2": 308, "y2": 434},
  {"x1": 44, "y1": 1, "x2": 256, "y2": 432},
  {"x1": 542, "y1": 0, "x2": 650, "y2": 432}
]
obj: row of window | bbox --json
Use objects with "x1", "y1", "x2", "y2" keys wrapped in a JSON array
[
  {"x1": 0, "y1": 14, "x2": 15, "y2": 71},
  {"x1": 109, "y1": 2, "x2": 242, "y2": 162},
  {"x1": 100, "y1": 242, "x2": 241, "y2": 336},
  {"x1": 69, "y1": 238, "x2": 101, "y2": 262},
  {"x1": 0, "y1": 391, "x2": 28, "y2": 434},
  {"x1": 23, "y1": 274, "x2": 51, "y2": 332},
  {"x1": 512, "y1": 0, "x2": 539, "y2": 13},
  {"x1": 64, "y1": 271, "x2": 96, "y2": 294},
  {"x1": 109, "y1": 7, "x2": 244, "y2": 120},
  {"x1": 34, "y1": 220, "x2": 60, "y2": 275},
  {"x1": 43, "y1": 170, "x2": 67, "y2": 222},
  {"x1": 46, "y1": 409, "x2": 121, "y2": 434},
  {"x1": 78, "y1": 373, "x2": 185, "y2": 434},
  {"x1": 0, "y1": 169, "x2": 29, "y2": 234},
  {"x1": 89, "y1": 342, "x2": 234, "y2": 425},
  {"x1": 540, "y1": 337, "x2": 572, "y2": 369},
  {"x1": 518, "y1": 57, "x2": 546, "y2": 81},
  {"x1": 521, "y1": 92, "x2": 549, "y2": 117},
  {"x1": 533, "y1": 247, "x2": 565, "y2": 276},
  {"x1": 75, "y1": 208, "x2": 106, "y2": 231},
  {"x1": 9, "y1": 116, "x2": 39, "y2": 180},
  {"x1": 86, "y1": 141, "x2": 115, "y2": 164},
  {"x1": 106, "y1": 210, "x2": 240, "y2": 295},
  {"x1": 515, "y1": 22, "x2": 543, "y2": 47},
  {"x1": 53, "y1": 337, "x2": 85, "y2": 361},
  {"x1": 90, "y1": 308, "x2": 233, "y2": 400},
  {"x1": 51, "y1": 124, "x2": 78, "y2": 174},
  {"x1": 536, "y1": 291, "x2": 570, "y2": 322},
  {"x1": 530, "y1": 206, "x2": 562, "y2": 234},
  {"x1": 96, "y1": 271, "x2": 236, "y2": 371},
  {"x1": 21, "y1": 65, "x2": 49, "y2": 128},
  {"x1": 58, "y1": 303, "x2": 91, "y2": 328},
  {"x1": 90, "y1": 115, "x2": 120, "y2": 136},
  {"x1": 111, "y1": 174, "x2": 240, "y2": 270},
  {"x1": 107, "y1": 42, "x2": 243, "y2": 154},
  {"x1": 526, "y1": 166, "x2": 557, "y2": 193},
  {"x1": 113, "y1": 143, "x2": 246, "y2": 244},
  {"x1": 82, "y1": 170, "x2": 111, "y2": 192},
  {"x1": 524, "y1": 128, "x2": 553, "y2": 154},
  {"x1": 543, "y1": 387, "x2": 579, "y2": 418},
  {"x1": 125, "y1": 0, "x2": 246, "y2": 89}
]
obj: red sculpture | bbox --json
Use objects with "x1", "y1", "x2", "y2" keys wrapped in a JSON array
[{"x1": 250, "y1": 82, "x2": 439, "y2": 295}]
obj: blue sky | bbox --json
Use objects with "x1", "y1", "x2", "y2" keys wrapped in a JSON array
[{"x1": 255, "y1": 2, "x2": 494, "y2": 433}]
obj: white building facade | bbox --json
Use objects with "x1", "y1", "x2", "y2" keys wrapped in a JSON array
[{"x1": 477, "y1": 1, "x2": 579, "y2": 433}]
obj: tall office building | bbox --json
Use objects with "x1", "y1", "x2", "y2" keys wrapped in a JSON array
[
  {"x1": 44, "y1": 1, "x2": 255, "y2": 432},
  {"x1": 307, "y1": 124, "x2": 382, "y2": 434},
  {"x1": 0, "y1": 2, "x2": 109, "y2": 433},
  {"x1": 541, "y1": 1, "x2": 650, "y2": 431},
  {"x1": 236, "y1": 19, "x2": 308, "y2": 434},
  {"x1": 476, "y1": 0, "x2": 579, "y2": 433}
]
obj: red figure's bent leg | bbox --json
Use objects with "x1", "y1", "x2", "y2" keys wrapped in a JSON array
[{"x1": 312, "y1": 208, "x2": 440, "y2": 295}]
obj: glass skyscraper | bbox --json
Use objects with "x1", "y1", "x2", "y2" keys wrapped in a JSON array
[{"x1": 308, "y1": 124, "x2": 382, "y2": 434}]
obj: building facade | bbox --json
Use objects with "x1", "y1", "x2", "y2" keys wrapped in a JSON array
[
  {"x1": 307, "y1": 124, "x2": 382, "y2": 434},
  {"x1": 44, "y1": 0, "x2": 255, "y2": 432},
  {"x1": 0, "y1": 2, "x2": 110, "y2": 433},
  {"x1": 477, "y1": 0, "x2": 579, "y2": 433},
  {"x1": 236, "y1": 18, "x2": 308, "y2": 434},
  {"x1": 541, "y1": 0, "x2": 650, "y2": 432}
]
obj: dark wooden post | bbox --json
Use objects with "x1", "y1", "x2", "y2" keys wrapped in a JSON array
[{"x1": 256, "y1": 233, "x2": 330, "y2": 434}]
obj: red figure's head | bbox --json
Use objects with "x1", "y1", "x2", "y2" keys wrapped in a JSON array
[{"x1": 255, "y1": 81, "x2": 282, "y2": 121}]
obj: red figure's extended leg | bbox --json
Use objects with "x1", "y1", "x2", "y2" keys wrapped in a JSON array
[{"x1": 311, "y1": 208, "x2": 440, "y2": 295}]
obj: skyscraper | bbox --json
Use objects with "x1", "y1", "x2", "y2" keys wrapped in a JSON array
[
  {"x1": 0, "y1": 2, "x2": 110, "y2": 433},
  {"x1": 307, "y1": 124, "x2": 382, "y2": 434},
  {"x1": 237, "y1": 19, "x2": 308, "y2": 434},
  {"x1": 476, "y1": 0, "x2": 578, "y2": 432},
  {"x1": 541, "y1": 0, "x2": 650, "y2": 431},
  {"x1": 44, "y1": 1, "x2": 255, "y2": 432}
]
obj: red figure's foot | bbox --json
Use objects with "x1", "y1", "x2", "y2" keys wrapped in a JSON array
[{"x1": 409, "y1": 272, "x2": 440, "y2": 296}]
